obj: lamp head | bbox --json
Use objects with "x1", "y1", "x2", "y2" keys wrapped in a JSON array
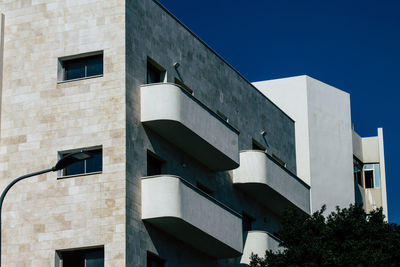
[{"x1": 54, "y1": 151, "x2": 92, "y2": 171}]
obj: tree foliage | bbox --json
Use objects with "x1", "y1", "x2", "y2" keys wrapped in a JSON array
[{"x1": 250, "y1": 204, "x2": 400, "y2": 267}]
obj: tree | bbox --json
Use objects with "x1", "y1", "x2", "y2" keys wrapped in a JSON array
[{"x1": 250, "y1": 204, "x2": 400, "y2": 267}]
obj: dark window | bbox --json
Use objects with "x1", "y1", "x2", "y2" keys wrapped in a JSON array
[
  {"x1": 60, "y1": 147, "x2": 102, "y2": 177},
  {"x1": 147, "y1": 60, "x2": 165, "y2": 84},
  {"x1": 147, "y1": 152, "x2": 164, "y2": 176},
  {"x1": 196, "y1": 182, "x2": 214, "y2": 197},
  {"x1": 57, "y1": 247, "x2": 104, "y2": 267},
  {"x1": 60, "y1": 53, "x2": 103, "y2": 81},
  {"x1": 365, "y1": 170, "x2": 374, "y2": 188},
  {"x1": 147, "y1": 252, "x2": 165, "y2": 267},
  {"x1": 242, "y1": 212, "x2": 255, "y2": 232},
  {"x1": 252, "y1": 139, "x2": 265, "y2": 151}
]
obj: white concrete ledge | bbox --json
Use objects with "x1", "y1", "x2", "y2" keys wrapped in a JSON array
[
  {"x1": 140, "y1": 83, "x2": 239, "y2": 171},
  {"x1": 141, "y1": 175, "x2": 243, "y2": 258},
  {"x1": 240, "y1": 231, "x2": 281, "y2": 265},
  {"x1": 233, "y1": 151, "x2": 310, "y2": 214}
]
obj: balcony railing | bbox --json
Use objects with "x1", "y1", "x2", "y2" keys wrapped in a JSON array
[
  {"x1": 141, "y1": 175, "x2": 243, "y2": 258},
  {"x1": 233, "y1": 150, "x2": 310, "y2": 214},
  {"x1": 140, "y1": 83, "x2": 239, "y2": 171}
]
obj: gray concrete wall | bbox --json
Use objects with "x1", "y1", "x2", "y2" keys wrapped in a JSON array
[
  {"x1": 125, "y1": 0, "x2": 297, "y2": 266},
  {"x1": 0, "y1": 1, "x2": 126, "y2": 266}
]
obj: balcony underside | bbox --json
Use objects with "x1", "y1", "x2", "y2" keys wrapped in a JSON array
[
  {"x1": 141, "y1": 83, "x2": 239, "y2": 171},
  {"x1": 235, "y1": 182, "x2": 306, "y2": 215},
  {"x1": 233, "y1": 151, "x2": 310, "y2": 215},
  {"x1": 144, "y1": 216, "x2": 242, "y2": 258},
  {"x1": 142, "y1": 175, "x2": 242, "y2": 258},
  {"x1": 143, "y1": 119, "x2": 238, "y2": 171}
]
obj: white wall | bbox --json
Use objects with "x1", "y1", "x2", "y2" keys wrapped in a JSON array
[
  {"x1": 306, "y1": 77, "x2": 354, "y2": 213},
  {"x1": 253, "y1": 76, "x2": 311, "y2": 185},
  {"x1": 254, "y1": 76, "x2": 355, "y2": 213}
]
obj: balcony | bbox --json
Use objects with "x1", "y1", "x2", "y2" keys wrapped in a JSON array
[
  {"x1": 140, "y1": 83, "x2": 239, "y2": 171},
  {"x1": 233, "y1": 151, "x2": 310, "y2": 215},
  {"x1": 240, "y1": 231, "x2": 281, "y2": 265},
  {"x1": 141, "y1": 175, "x2": 243, "y2": 258}
]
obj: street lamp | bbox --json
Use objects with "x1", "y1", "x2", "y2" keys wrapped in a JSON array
[{"x1": 0, "y1": 151, "x2": 92, "y2": 267}]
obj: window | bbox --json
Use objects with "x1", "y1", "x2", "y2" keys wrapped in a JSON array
[
  {"x1": 363, "y1": 164, "x2": 381, "y2": 189},
  {"x1": 59, "y1": 147, "x2": 102, "y2": 177},
  {"x1": 196, "y1": 182, "x2": 214, "y2": 197},
  {"x1": 252, "y1": 139, "x2": 265, "y2": 151},
  {"x1": 147, "y1": 151, "x2": 164, "y2": 176},
  {"x1": 59, "y1": 51, "x2": 103, "y2": 81},
  {"x1": 147, "y1": 58, "x2": 166, "y2": 84},
  {"x1": 147, "y1": 252, "x2": 165, "y2": 267},
  {"x1": 242, "y1": 212, "x2": 255, "y2": 232},
  {"x1": 364, "y1": 169, "x2": 374, "y2": 188},
  {"x1": 56, "y1": 247, "x2": 104, "y2": 267}
]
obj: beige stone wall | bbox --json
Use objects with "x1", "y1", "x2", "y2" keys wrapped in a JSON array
[{"x1": 0, "y1": 1, "x2": 126, "y2": 266}]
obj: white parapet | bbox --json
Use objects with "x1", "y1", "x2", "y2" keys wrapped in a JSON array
[
  {"x1": 141, "y1": 175, "x2": 243, "y2": 258},
  {"x1": 141, "y1": 83, "x2": 239, "y2": 171},
  {"x1": 233, "y1": 150, "x2": 310, "y2": 214},
  {"x1": 240, "y1": 231, "x2": 281, "y2": 265}
]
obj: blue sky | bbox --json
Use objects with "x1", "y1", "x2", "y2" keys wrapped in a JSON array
[{"x1": 159, "y1": 0, "x2": 400, "y2": 223}]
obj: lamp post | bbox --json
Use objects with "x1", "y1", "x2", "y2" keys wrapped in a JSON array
[{"x1": 0, "y1": 151, "x2": 92, "y2": 267}]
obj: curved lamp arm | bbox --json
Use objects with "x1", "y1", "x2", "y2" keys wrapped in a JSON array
[{"x1": 0, "y1": 151, "x2": 92, "y2": 267}]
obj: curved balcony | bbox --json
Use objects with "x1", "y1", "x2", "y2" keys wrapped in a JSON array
[
  {"x1": 141, "y1": 175, "x2": 243, "y2": 258},
  {"x1": 240, "y1": 231, "x2": 281, "y2": 265},
  {"x1": 233, "y1": 151, "x2": 310, "y2": 215},
  {"x1": 140, "y1": 83, "x2": 239, "y2": 171}
]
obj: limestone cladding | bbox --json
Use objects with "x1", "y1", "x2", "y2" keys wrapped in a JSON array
[{"x1": 0, "y1": 0, "x2": 126, "y2": 266}]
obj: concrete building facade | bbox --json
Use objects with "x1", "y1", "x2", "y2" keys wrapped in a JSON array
[
  {"x1": 254, "y1": 76, "x2": 388, "y2": 218},
  {"x1": 0, "y1": 1, "x2": 387, "y2": 266}
]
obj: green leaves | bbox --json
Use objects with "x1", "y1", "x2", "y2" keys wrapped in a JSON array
[{"x1": 250, "y1": 205, "x2": 400, "y2": 267}]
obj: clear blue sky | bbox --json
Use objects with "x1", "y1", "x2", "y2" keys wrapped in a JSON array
[{"x1": 159, "y1": 0, "x2": 400, "y2": 223}]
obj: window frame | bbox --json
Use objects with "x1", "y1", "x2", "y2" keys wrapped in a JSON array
[
  {"x1": 56, "y1": 246, "x2": 104, "y2": 267},
  {"x1": 146, "y1": 57, "x2": 166, "y2": 84},
  {"x1": 58, "y1": 146, "x2": 103, "y2": 178},
  {"x1": 58, "y1": 51, "x2": 104, "y2": 83}
]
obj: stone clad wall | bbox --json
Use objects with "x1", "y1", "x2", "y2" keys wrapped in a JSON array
[{"x1": 0, "y1": 1, "x2": 126, "y2": 266}]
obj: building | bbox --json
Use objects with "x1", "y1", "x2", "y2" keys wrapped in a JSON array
[
  {"x1": 254, "y1": 76, "x2": 388, "y2": 219},
  {"x1": 0, "y1": 1, "x2": 387, "y2": 267}
]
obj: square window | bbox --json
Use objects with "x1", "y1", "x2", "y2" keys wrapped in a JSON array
[
  {"x1": 59, "y1": 147, "x2": 102, "y2": 177},
  {"x1": 56, "y1": 247, "x2": 104, "y2": 267},
  {"x1": 58, "y1": 51, "x2": 103, "y2": 82}
]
